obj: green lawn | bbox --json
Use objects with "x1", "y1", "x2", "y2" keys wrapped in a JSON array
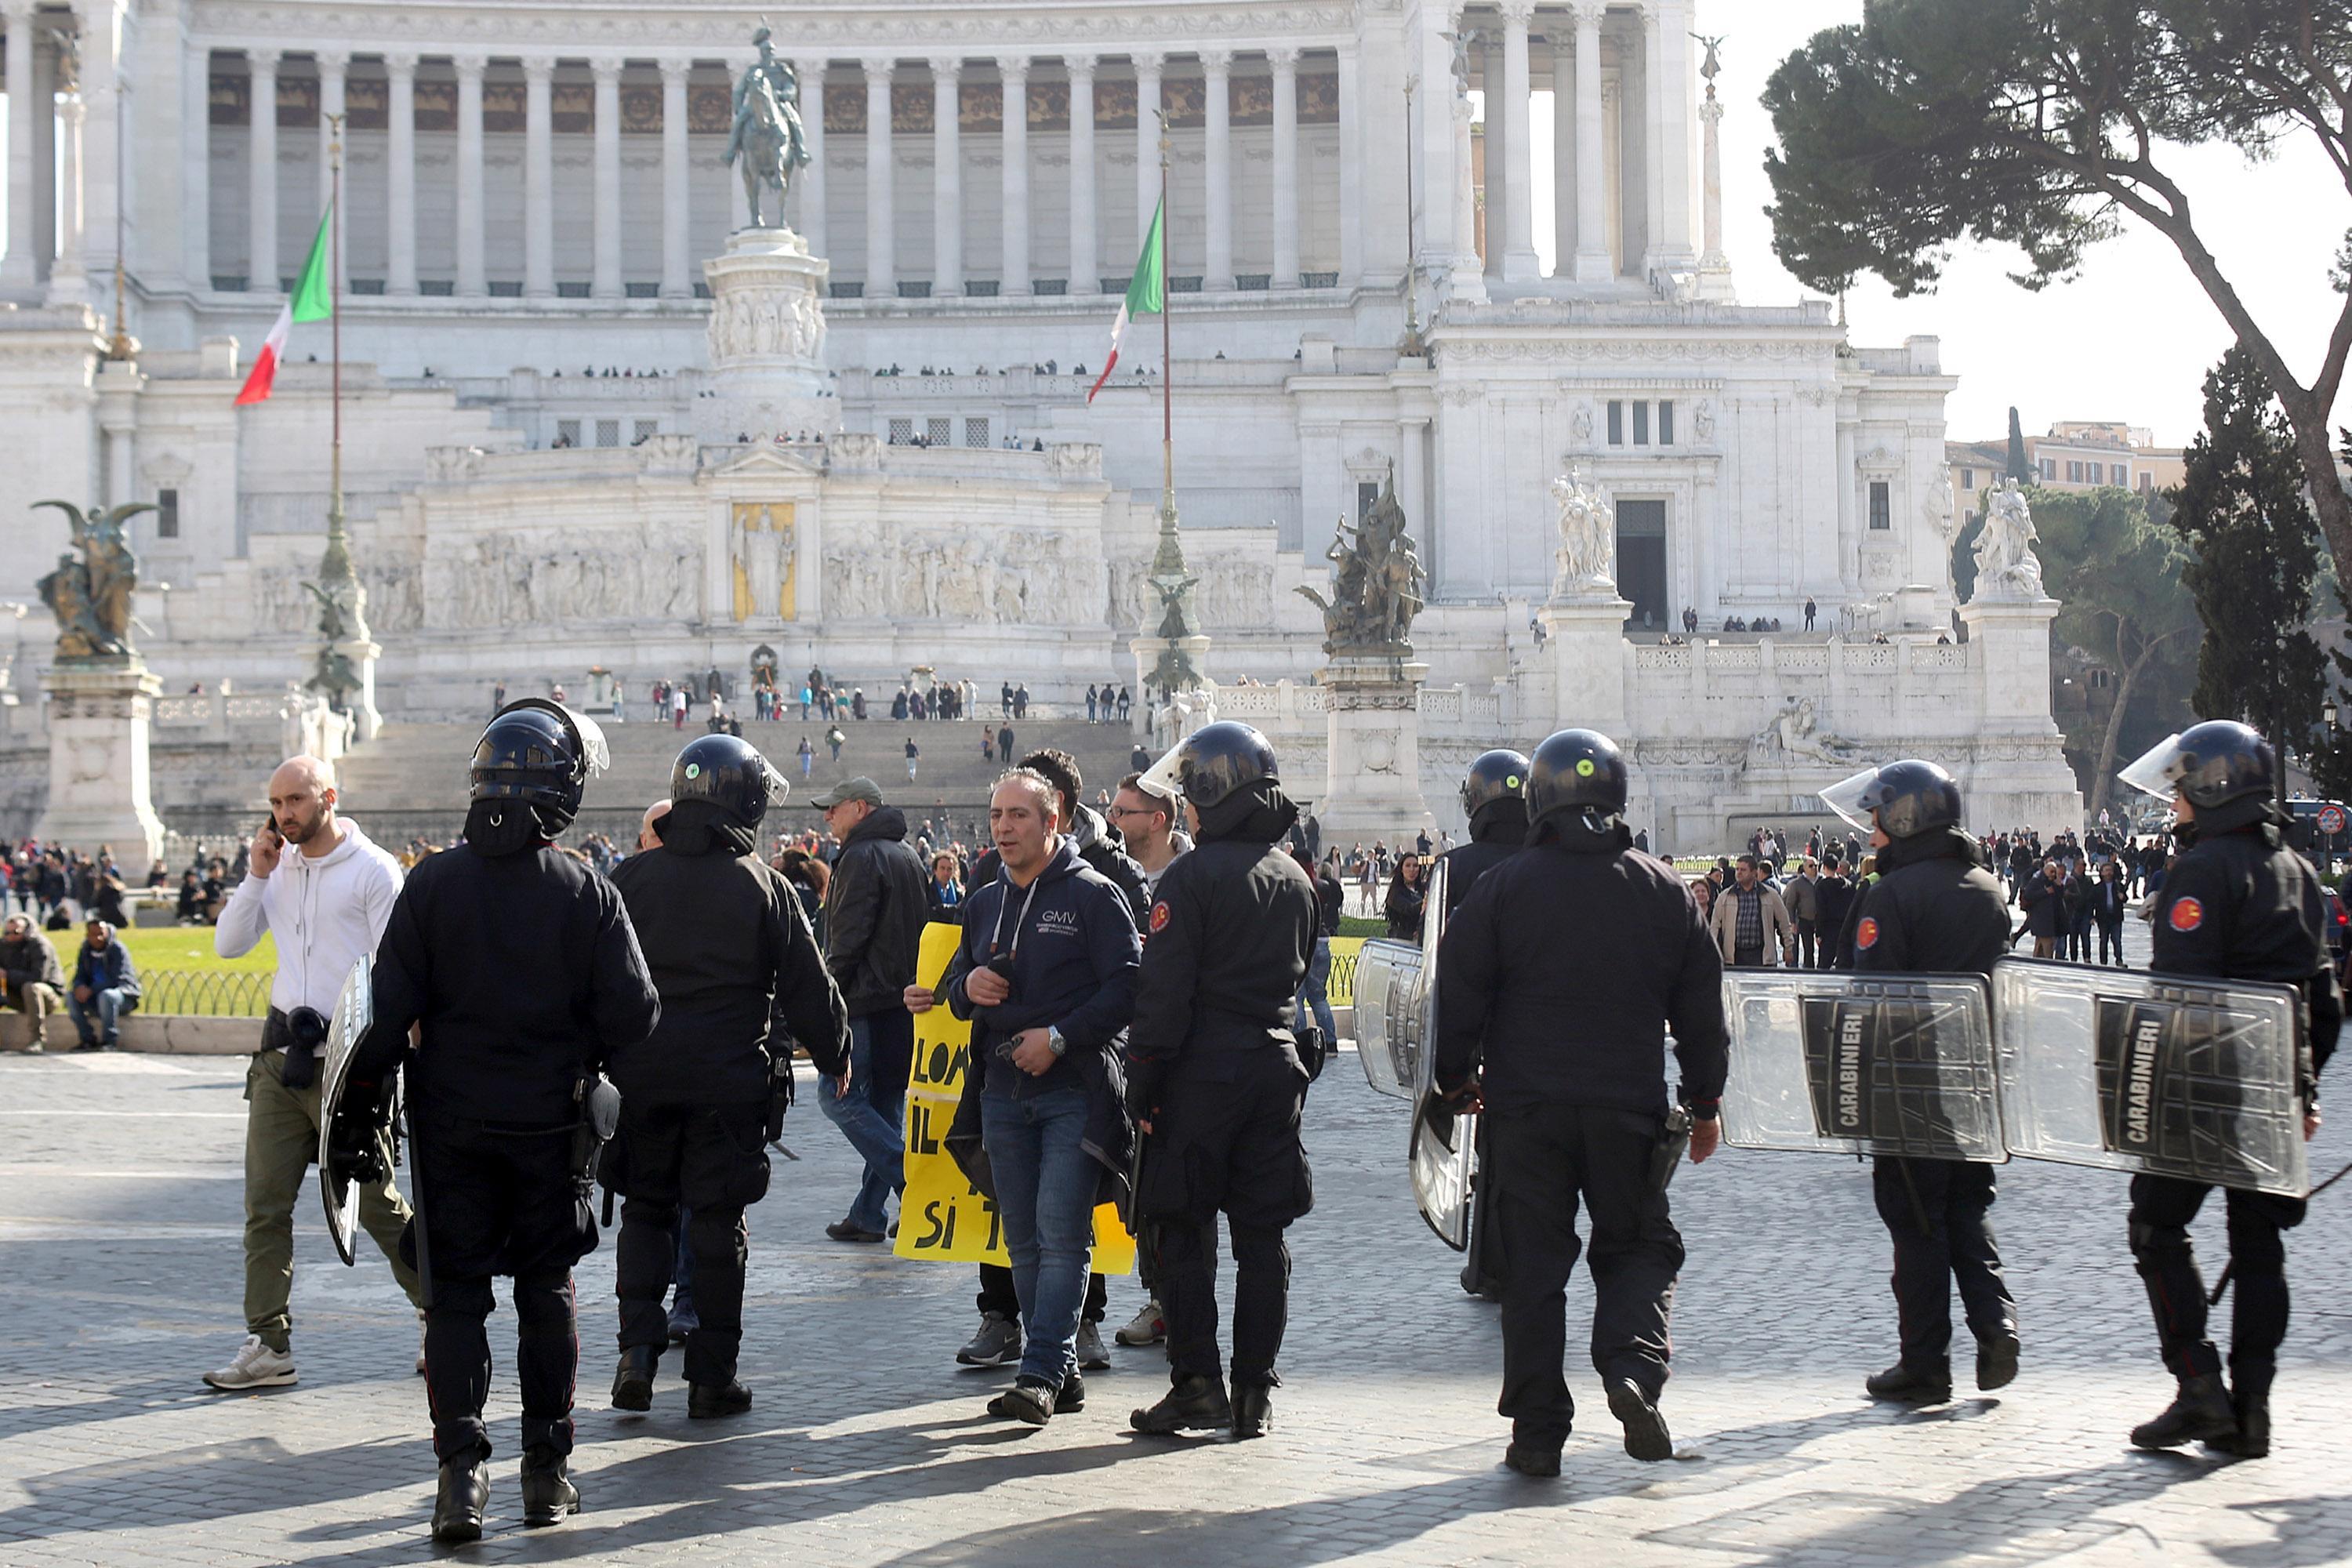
[{"x1": 114, "y1": 926, "x2": 279, "y2": 976}]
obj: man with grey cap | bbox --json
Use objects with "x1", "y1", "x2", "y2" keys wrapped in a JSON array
[{"x1": 810, "y1": 777, "x2": 928, "y2": 1243}]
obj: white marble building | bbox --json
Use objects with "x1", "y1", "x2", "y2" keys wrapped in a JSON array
[{"x1": 0, "y1": 0, "x2": 2081, "y2": 850}]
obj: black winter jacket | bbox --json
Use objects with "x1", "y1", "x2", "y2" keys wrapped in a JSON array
[{"x1": 822, "y1": 805, "x2": 930, "y2": 1017}]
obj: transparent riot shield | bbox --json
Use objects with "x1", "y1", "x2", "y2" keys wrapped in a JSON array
[
  {"x1": 316, "y1": 956, "x2": 375, "y2": 1265},
  {"x1": 1352, "y1": 940, "x2": 1421, "y2": 1101},
  {"x1": 1991, "y1": 958, "x2": 2310, "y2": 1197},
  {"x1": 1719, "y1": 969, "x2": 2003, "y2": 1162},
  {"x1": 1407, "y1": 858, "x2": 1474, "y2": 1247}
]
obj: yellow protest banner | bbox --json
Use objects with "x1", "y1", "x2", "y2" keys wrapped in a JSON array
[{"x1": 894, "y1": 920, "x2": 1136, "y2": 1273}]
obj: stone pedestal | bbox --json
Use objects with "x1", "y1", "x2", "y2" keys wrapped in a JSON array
[
  {"x1": 1958, "y1": 592, "x2": 2085, "y2": 829},
  {"x1": 34, "y1": 661, "x2": 167, "y2": 862},
  {"x1": 695, "y1": 227, "x2": 840, "y2": 445},
  {"x1": 1537, "y1": 594, "x2": 1632, "y2": 734},
  {"x1": 338, "y1": 637, "x2": 384, "y2": 742},
  {"x1": 1318, "y1": 655, "x2": 1435, "y2": 843}
]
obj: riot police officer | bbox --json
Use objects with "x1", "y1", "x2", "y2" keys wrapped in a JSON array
[
  {"x1": 608, "y1": 735, "x2": 851, "y2": 1418},
  {"x1": 2118, "y1": 720, "x2": 2339, "y2": 1457},
  {"x1": 349, "y1": 700, "x2": 661, "y2": 1544},
  {"x1": 1433, "y1": 729, "x2": 1724, "y2": 1477},
  {"x1": 1439, "y1": 748, "x2": 1531, "y2": 1300},
  {"x1": 1126, "y1": 722, "x2": 1319, "y2": 1440},
  {"x1": 1824, "y1": 759, "x2": 2020, "y2": 1405}
]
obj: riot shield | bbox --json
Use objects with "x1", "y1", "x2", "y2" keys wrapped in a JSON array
[
  {"x1": 1407, "y1": 858, "x2": 1475, "y2": 1247},
  {"x1": 1352, "y1": 939, "x2": 1422, "y2": 1102},
  {"x1": 1991, "y1": 958, "x2": 2310, "y2": 1197},
  {"x1": 316, "y1": 956, "x2": 375, "y2": 1266},
  {"x1": 1719, "y1": 969, "x2": 2002, "y2": 1162}
]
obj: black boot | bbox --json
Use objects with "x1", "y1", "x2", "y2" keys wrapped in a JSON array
[
  {"x1": 2130, "y1": 1372, "x2": 2238, "y2": 1450},
  {"x1": 431, "y1": 1454, "x2": 489, "y2": 1544},
  {"x1": 611, "y1": 1345, "x2": 657, "y2": 1412},
  {"x1": 1865, "y1": 1361, "x2": 1953, "y2": 1404},
  {"x1": 1976, "y1": 1331, "x2": 2020, "y2": 1392},
  {"x1": 2205, "y1": 1383, "x2": 2271, "y2": 1459},
  {"x1": 1606, "y1": 1377, "x2": 1673, "y2": 1462},
  {"x1": 1231, "y1": 1385, "x2": 1273, "y2": 1439},
  {"x1": 519, "y1": 1447, "x2": 579, "y2": 1527},
  {"x1": 1129, "y1": 1374, "x2": 1232, "y2": 1435},
  {"x1": 1503, "y1": 1437, "x2": 1562, "y2": 1477},
  {"x1": 688, "y1": 1380, "x2": 753, "y2": 1419}
]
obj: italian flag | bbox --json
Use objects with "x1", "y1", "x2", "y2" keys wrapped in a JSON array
[
  {"x1": 234, "y1": 204, "x2": 334, "y2": 405},
  {"x1": 1087, "y1": 198, "x2": 1163, "y2": 404}
]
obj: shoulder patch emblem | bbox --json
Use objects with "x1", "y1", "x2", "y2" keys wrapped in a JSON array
[
  {"x1": 2169, "y1": 896, "x2": 2205, "y2": 933},
  {"x1": 1149, "y1": 901, "x2": 1171, "y2": 935},
  {"x1": 1855, "y1": 916, "x2": 1879, "y2": 950}
]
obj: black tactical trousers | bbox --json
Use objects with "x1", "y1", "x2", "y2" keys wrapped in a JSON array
[
  {"x1": 1489, "y1": 1104, "x2": 1683, "y2": 1443},
  {"x1": 1872, "y1": 1156, "x2": 2013, "y2": 1372},
  {"x1": 2129, "y1": 1174, "x2": 2305, "y2": 1396},
  {"x1": 612, "y1": 1101, "x2": 768, "y2": 1386},
  {"x1": 1460, "y1": 1116, "x2": 1505, "y2": 1299},
  {"x1": 978, "y1": 1263, "x2": 1109, "y2": 1323},
  {"x1": 410, "y1": 1119, "x2": 591, "y2": 1465}
]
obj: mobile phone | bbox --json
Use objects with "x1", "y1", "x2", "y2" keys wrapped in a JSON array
[{"x1": 259, "y1": 816, "x2": 282, "y2": 845}]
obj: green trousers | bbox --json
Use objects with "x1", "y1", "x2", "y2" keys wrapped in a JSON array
[{"x1": 243, "y1": 1047, "x2": 423, "y2": 1352}]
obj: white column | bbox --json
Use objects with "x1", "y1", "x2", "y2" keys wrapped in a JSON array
[
  {"x1": 1641, "y1": 3, "x2": 1664, "y2": 271},
  {"x1": 1658, "y1": 2, "x2": 1693, "y2": 259},
  {"x1": 1497, "y1": 2, "x2": 1538, "y2": 280},
  {"x1": 1570, "y1": 2, "x2": 1609, "y2": 282},
  {"x1": 865, "y1": 59, "x2": 895, "y2": 296},
  {"x1": 246, "y1": 49, "x2": 279, "y2": 292},
  {"x1": 1269, "y1": 47, "x2": 1299, "y2": 288},
  {"x1": 1131, "y1": 51, "x2": 1161, "y2": 249},
  {"x1": 1699, "y1": 87, "x2": 1724, "y2": 267},
  {"x1": 998, "y1": 55, "x2": 1029, "y2": 295},
  {"x1": 1, "y1": 1, "x2": 34, "y2": 290},
  {"x1": 454, "y1": 53, "x2": 487, "y2": 296},
  {"x1": 930, "y1": 56, "x2": 962, "y2": 294},
  {"x1": 386, "y1": 53, "x2": 418, "y2": 295},
  {"x1": 1836, "y1": 416, "x2": 1857, "y2": 592},
  {"x1": 795, "y1": 60, "x2": 829, "y2": 256},
  {"x1": 1552, "y1": 34, "x2": 1575, "y2": 277},
  {"x1": 1201, "y1": 49, "x2": 1232, "y2": 290},
  {"x1": 1480, "y1": 31, "x2": 1505, "y2": 278},
  {"x1": 49, "y1": 89, "x2": 86, "y2": 302},
  {"x1": 659, "y1": 60, "x2": 690, "y2": 296},
  {"x1": 74, "y1": 0, "x2": 119, "y2": 296},
  {"x1": 1336, "y1": 40, "x2": 1361, "y2": 285},
  {"x1": 182, "y1": 21, "x2": 212, "y2": 291},
  {"x1": 316, "y1": 49, "x2": 347, "y2": 292},
  {"x1": 522, "y1": 55, "x2": 554, "y2": 298},
  {"x1": 592, "y1": 57, "x2": 623, "y2": 298},
  {"x1": 1066, "y1": 53, "x2": 1098, "y2": 294}
]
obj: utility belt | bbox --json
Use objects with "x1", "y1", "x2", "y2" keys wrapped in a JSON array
[{"x1": 263, "y1": 1005, "x2": 332, "y2": 1091}]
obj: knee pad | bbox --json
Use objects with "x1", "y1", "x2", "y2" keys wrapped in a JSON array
[
  {"x1": 2224, "y1": 1210, "x2": 2287, "y2": 1279},
  {"x1": 2128, "y1": 1218, "x2": 2190, "y2": 1271},
  {"x1": 428, "y1": 1276, "x2": 495, "y2": 1321},
  {"x1": 511, "y1": 1269, "x2": 575, "y2": 1327}
]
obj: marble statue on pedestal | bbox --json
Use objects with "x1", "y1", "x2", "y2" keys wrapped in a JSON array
[
  {"x1": 1548, "y1": 466, "x2": 1616, "y2": 598},
  {"x1": 725, "y1": 25, "x2": 811, "y2": 228},
  {"x1": 1971, "y1": 478, "x2": 2047, "y2": 601}
]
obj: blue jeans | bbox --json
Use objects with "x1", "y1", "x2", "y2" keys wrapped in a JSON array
[
  {"x1": 981, "y1": 1084, "x2": 1095, "y2": 1388},
  {"x1": 818, "y1": 1014, "x2": 906, "y2": 1232},
  {"x1": 1296, "y1": 938, "x2": 1335, "y2": 1041},
  {"x1": 68, "y1": 986, "x2": 130, "y2": 1044}
]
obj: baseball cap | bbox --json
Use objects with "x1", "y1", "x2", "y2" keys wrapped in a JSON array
[{"x1": 810, "y1": 777, "x2": 885, "y2": 809}]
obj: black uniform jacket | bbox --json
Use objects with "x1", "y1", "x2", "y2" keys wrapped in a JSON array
[
  {"x1": 1439, "y1": 837, "x2": 1523, "y2": 917},
  {"x1": 610, "y1": 841, "x2": 851, "y2": 1109},
  {"x1": 1126, "y1": 837, "x2": 1317, "y2": 1107},
  {"x1": 1851, "y1": 829, "x2": 2012, "y2": 978},
  {"x1": 2152, "y1": 823, "x2": 2342, "y2": 1101},
  {"x1": 1434, "y1": 830, "x2": 1726, "y2": 1118},
  {"x1": 361, "y1": 844, "x2": 662, "y2": 1127}
]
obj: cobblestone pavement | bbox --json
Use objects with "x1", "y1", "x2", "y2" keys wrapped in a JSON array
[{"x1": 2, "y1": 948, "x2": 2347, "y2": 1566}]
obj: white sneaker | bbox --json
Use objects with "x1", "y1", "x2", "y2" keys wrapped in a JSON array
[
  {"x1": 416, "y1": 1311, "x2": 428, "y2": 1376},
  {"x1": 204, "y1": 1334, "x2": 297, "y2": 1391},
  {"x1": 1116, "y1": 1298, "x2": 1167, "y2": 1347}
]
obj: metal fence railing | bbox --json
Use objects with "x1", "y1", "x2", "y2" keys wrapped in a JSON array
[
  {"x1": 1325, "y1": 938, "x2": 1365, "y2": 1008},
  {"x1": 140, "y1": 970, "x2": 273, "y2": 1018}
]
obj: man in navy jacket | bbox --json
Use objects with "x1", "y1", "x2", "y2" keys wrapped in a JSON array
[
  {"x1": 67, "y1": 918, "x2": 140, "y2": 1050},
  {"x1": 942, "y1": 769, "x2": 1140, "y2": 1425}
]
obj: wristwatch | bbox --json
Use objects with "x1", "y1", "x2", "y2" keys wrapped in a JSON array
[{"x1": 1046, "y1": 1025, "x2": 1068, "y2": 1058}]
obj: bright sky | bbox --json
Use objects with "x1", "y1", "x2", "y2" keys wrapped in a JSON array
[{"x1": 1515, "y1": 0, "x2": 2349, "y2": 448}]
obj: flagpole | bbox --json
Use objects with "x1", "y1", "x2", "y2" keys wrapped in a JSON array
[
  {"x1": 1157, "y1": 108, "x2": 1173, "y2": 514},
  {"x1": 328, "y1": 113, "x2": 343, "y2": 520}
]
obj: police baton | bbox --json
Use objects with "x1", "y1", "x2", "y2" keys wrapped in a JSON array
[{"x1": 2208, "y1": 1155, "x2": 2351, "y2": 1306}]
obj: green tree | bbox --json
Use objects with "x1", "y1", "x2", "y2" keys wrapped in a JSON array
[
  {"x1": 2005, "y1": 406, "x2": 2031, "y2": 482},
  {"x1": 1762, "y1": 2, "x2": 2352, "y2": 597},
  {"x1": 2170, "y1": 347, "x2": 2330, "y2": 805},
  {"x1": 2018, "y1": 487, "x2": 2202, "y2": 819}
]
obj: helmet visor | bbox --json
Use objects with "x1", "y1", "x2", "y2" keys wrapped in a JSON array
[
  {"x1": 1820, "y1": 766, "x2": 1882, "y2": 833},
  {"x1": 2118, "y1": 732, "x2": 2188, "y2": 803},
  {"x1": 761, "y1": 755, "x2": 790, "y2": 807},
  {"x1": 565, "y1": 708, "x2": 612, "y2": 777},
  {"x1": 1138, "y1": 739, "x2": 1188, "y2": 804}
]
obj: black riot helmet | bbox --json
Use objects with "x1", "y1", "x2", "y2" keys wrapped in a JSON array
[
  {"x1": 1525, "y1": 729, "x2": 1628, "y2": 829},
  {"x1": 470, "y1": 699, "x2": 608, "y2": 833},
  {"x1": 2118, "y1": 720, "x2": 2275, "y2": 813},
  {"x1": 1822, "y1": 759, "x2": 1963, "y2": 841},
  {"x1": 670, "y1": 734, "x2": 785, "y2": 829},
  {"x1": 1139, "y1": 720, "x2": 1279, "y2": 811},
  {"x1": 1460, "y1": 749, "x2": 1531, "y2": 823}
]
